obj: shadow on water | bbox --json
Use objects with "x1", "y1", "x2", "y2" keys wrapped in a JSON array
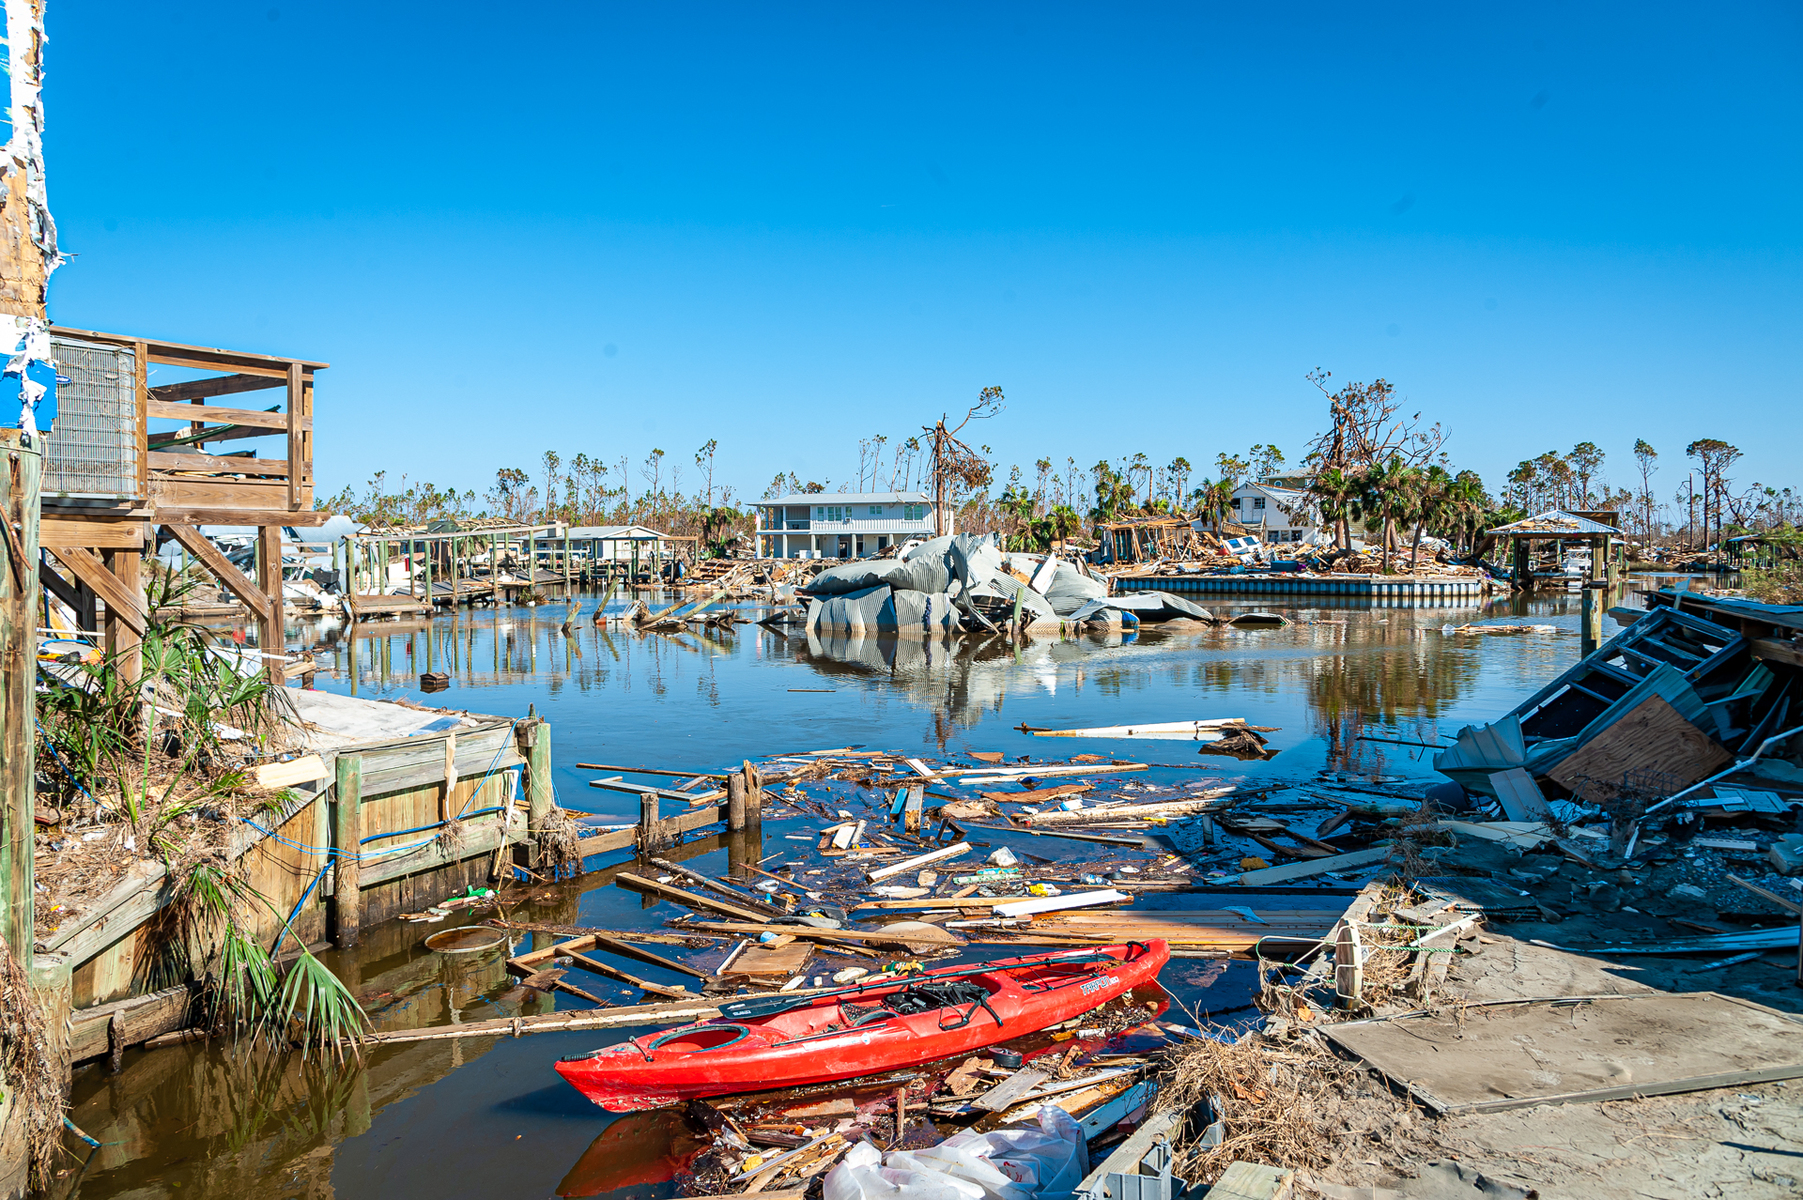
[{"x1": 62, "y1": 577, "x2": 1701, "y2": 1199}]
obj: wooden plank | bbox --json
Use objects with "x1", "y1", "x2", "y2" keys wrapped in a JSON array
[
  {"x1": 147, "y1": 374, "x2": 285, "y2": 404},
  {"x1": 1239, "y1": 847, "x2": 1388, "y2": 886},
  {"x1": 356, "y1": 997, "x2": 727, "y2": 1045},
  {"x1": 146, "y1": 401, "x2": 293, "y2": 430},
  {"x1": 356, "y1": 814, "x2": 509, "y2": 890},
  {"x1": 67, "y1": 986, "x2": 194, "y2": 1064},
  {"x1": 50, "y1": 324, "x2": 329, "y2": 370},
  {"x1": 151, "y1": 506, "x2": 334, "y2": 527},
  {"x1": 981, "y1": 783, "x2": 1092, "y2": 805},
  {"x1": 160, "y1": 522, "x2": 272, "y2": 621},
  {"x1": 45, "y1": 545, "x2": 146, "y2": 635},
  {"x1": 39, "y1": 514, "x2": 146, "y2": 549},
  {"x1": 149, "y1": 478, "x2": 293, "y2": 511},
  {"x1": 614, "y1": 872, "x2": 774, "y2": 922},
  {"x1": 256, "y1": 754, "x2": 330, "y2": 789},
  {"x1": 669, "y1": 804, "x2": 726, "y2": 836},
  {"x1": 685, "y1": 921, "x2": 960, "y2": 949},
  {"x1": 1547, "y1": 695, "x2": 1734, "y2": 799},
  {"x1": 562, "y1": 949, "x2": 693, "y2": 1000},
  {"x1": 1752, "y1": 637, "x2": 1803, "y2": 670},
  {"x1": 287, "y1": 361, "x2": 303, "y2": 509},
  {"x1": 867, "y1": 842, "x2": 971, "y2": 881},
  {"x1": 720, "y1": 940, "x2": 813, "y2": 981},
  {"x1": 1209, "y1": 1162, "x2": 1295, "y2": 1200},
  {"x1": 973, "y1": 1068, "x2": 1049, "y2": 1112},
  {"x1": 147, "y1": 450, "x2": 290, "y2": 476},
  {"x1": 1025, "y1": 792, "x2": 1235, "y2": 825}
]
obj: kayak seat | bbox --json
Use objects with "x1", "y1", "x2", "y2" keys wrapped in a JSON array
[
  {"x1": 647, "y1": 1023, "x2": 753, "y2": 1054},
  {"x1": 840, "y1": 1003, "x2": 899, "y2": 1028}
]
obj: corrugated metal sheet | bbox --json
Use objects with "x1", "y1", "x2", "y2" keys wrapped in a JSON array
[{"x1": 1486, "y1": 510, "x2": 1620, "y2": 536}]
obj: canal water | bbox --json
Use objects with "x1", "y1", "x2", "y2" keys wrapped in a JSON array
[{"x1": 60, "y1": 580, "x2": 1670, "y2": 1200}]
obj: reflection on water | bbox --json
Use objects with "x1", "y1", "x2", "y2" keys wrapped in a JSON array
[
  {"x1": 556, "y1": 1109, "x2": 711, "y2": 1197},
  {"x1": 65, "y1": 579, "x2": 1683, "y2": 1199}
]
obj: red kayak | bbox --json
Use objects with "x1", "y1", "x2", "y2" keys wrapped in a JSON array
[{"x1": 555, "y1": 940, "x2": 1169, "y2": 1112}]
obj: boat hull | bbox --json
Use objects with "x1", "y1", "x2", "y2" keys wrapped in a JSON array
[{"x1": 554, "y1": 940, "x2": 1169, "y2": 1112}]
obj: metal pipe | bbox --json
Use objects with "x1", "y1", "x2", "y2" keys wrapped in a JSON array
[{"x1": 1643, "y1": 723, "x2": 1803, "y2": 817}]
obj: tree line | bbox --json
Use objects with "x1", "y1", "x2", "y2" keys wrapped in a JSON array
[{"x1": 317, "y1": 372, "x2": 1796, "y2": 563}]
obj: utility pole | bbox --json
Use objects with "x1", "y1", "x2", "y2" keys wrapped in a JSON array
[{"x1": 2, "y1": 5, "x2": 66, "y2": 1196}]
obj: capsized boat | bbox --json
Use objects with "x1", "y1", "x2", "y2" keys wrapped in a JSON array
[{"x1": 554, "y1": 940, "x2": 1170, "y2": 1112}]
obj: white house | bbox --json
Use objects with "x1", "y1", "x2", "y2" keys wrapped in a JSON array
[
  {"x1": 1203, "y1": 482, "x2": 1322, "y2": 545},
  {"x1": 755, "y1": 491, "x2": 941, "y2": 559}
]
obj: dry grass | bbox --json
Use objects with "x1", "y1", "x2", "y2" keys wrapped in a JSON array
[
  {"x1": 1, "y1": 939, "x2": 67, "y2": 1188},
  {"x1": 1156, "y1": 1031, "x2": 1386, "y2": 1186},
  {"x1": 536, "y1": 806, "x2": 585, "y2": 878}
]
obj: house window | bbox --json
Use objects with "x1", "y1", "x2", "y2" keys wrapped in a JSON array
[
  {"x1": 904, "y1": 504, "x2": 926, "y2": 521},
  {"x1": 816, "y1": 506, "x2": 825, "y2": 518},
  {"x1": 869, "y1": 505, "x2": 883, "y2": 516},
  {"x1": 1253, "y1": 497, "x2": 1266, "y2": 510}
]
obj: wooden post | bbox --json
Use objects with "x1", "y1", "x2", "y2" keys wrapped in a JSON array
[
  {"x1": 525, "y1": 720, "x2": 552, "y2": 845},
  {"x1": 258, "y1": 524, "x2": 285, "y2": 686},
  {"x1": 101, "y1": 546, "x2": 142, "y2": 687},
  {"x1": 333, "y1": 755, "x2": 362, "y2": 948},
  {"x1": 638, "y1": 790, "x2": 666, "y2": 853},
  {"x1": 1, "y1": 430, "x2": 41, "y2": 962},
  {"x1": 563, "y1": 529, "x2": 572, "y2": 595},
  {"x1": 902, "y1": 784, "x2": 924, "y2": 834},
  {"x1": 1580, "y1": 584, "x2": 1602, "y2": 659},
  {"x1": 727, "y1": 773, "x2": 746, "y2": 832}
]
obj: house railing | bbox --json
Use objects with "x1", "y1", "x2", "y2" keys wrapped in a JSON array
[
  {"x1": 49, "y1": 325, "x2": 324, "y2": 517},
  {"x1": 758, "y1": 518, "x2": 934, "y2": 536}
]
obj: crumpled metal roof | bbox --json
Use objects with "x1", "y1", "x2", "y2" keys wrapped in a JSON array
[{"x1": 1486, "y1": 509, "x2": 1620, "y2": 536}]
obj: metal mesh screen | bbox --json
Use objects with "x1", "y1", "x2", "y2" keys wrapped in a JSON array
[{"x1": 45, "y1": 336, "x2": 139, "y2": 499}]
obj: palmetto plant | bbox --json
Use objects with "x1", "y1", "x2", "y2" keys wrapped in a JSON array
[{"x1": 155, "y1": 864, "x2": 367, "y2": 1062}]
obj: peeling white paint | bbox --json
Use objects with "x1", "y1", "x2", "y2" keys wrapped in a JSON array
[{"x1": 1, "y1": 0, "x2": 60, "y2": 277}]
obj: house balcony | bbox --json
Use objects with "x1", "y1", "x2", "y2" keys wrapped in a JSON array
[
  {"x1": 757, "y1": 518, "x2": 935, "y2": 537},
  {"x1": 45, "y1": 325, "x2": 325, "y2": 525}
]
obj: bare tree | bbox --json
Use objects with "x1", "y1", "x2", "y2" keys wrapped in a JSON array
[
  {"x1": 924, "y1": 387, "x2": 1005, "y2": 536},
  {"x1": 695, "y1": 439, "x2": 719, "y2": 507},
  {"x1": 1632, "y1": 439, "x2": 1658, "y2": 545}
]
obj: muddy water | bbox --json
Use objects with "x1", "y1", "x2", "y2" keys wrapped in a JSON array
[{"x1": 59, "y1": 580, "x2": 1672, "y2": 1200}]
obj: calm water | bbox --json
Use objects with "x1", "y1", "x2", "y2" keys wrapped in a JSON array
[{"x1": 60, "y1": 579, "x2": 1666, "y2": 1200}]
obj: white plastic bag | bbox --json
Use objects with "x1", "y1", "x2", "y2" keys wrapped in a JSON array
[
  {"x1": 824, "y1": 1107, "x2": 1087, "y2": 1200},
  {"x1": 825, "y1": 1142, "x2": 980, "y2": 1200}
]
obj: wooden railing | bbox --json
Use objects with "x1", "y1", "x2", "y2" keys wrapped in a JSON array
[{"x1": 49, "y1": 326, "x2": 326, "y2": 520}]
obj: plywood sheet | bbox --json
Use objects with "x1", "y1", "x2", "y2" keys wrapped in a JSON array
[
  {"x1": 1323, "y1": 993, "x2": 1803, "y2": 1114},
  {"x1": 1547, "y1": 694, "x2": 1732, "y2": 799},
  {"x1": 722, "y1": 941, "x2": 813, "y2": 982}
]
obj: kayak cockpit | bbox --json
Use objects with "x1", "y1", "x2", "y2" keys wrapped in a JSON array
[{"x1": 645, "y1": 1023, "x2": 754, "y2": 1054}]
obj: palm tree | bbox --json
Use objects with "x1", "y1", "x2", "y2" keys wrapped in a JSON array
[
  {"x1": 1354, "y1": 457, "x2": 1417, "y2": 573},
  {"x1": 1410, "y1": 465, "x2": 1454, "y2": 565},
  {"x1": 1309, "y1": 467, "x2": 1360, "y2": 551}
]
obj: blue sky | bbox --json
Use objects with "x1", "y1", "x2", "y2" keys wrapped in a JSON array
[{"x1": 44, "y1": 2, "x2": 1802, "y2": 510}]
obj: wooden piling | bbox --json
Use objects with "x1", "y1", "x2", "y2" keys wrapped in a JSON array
[
  {"x1": 1, "y1": 430, "x2": 40, "y2": 961},
  {"x1": 258, "y1": 524, "x2": 285, "y2": 687},
  {"x1": 727, "y1": 773, "x2": 747, "y2": 832},
  {"x1": 525, "y1": 720, "x2": 553, "y2": 842},
  {"x1": 1580, "y1": 584, "x2": 1602, "y2": 658},
  {"x1": 639, "y1": 791, "x2": 667, "y2": 852},
  {"x1": 334, "y1": 754, "x2": 363, "y2": 948}
]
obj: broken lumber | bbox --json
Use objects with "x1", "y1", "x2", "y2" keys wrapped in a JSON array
[{"x1": 1238, "y1": 847, "x2": 1389, "y2": 886}]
